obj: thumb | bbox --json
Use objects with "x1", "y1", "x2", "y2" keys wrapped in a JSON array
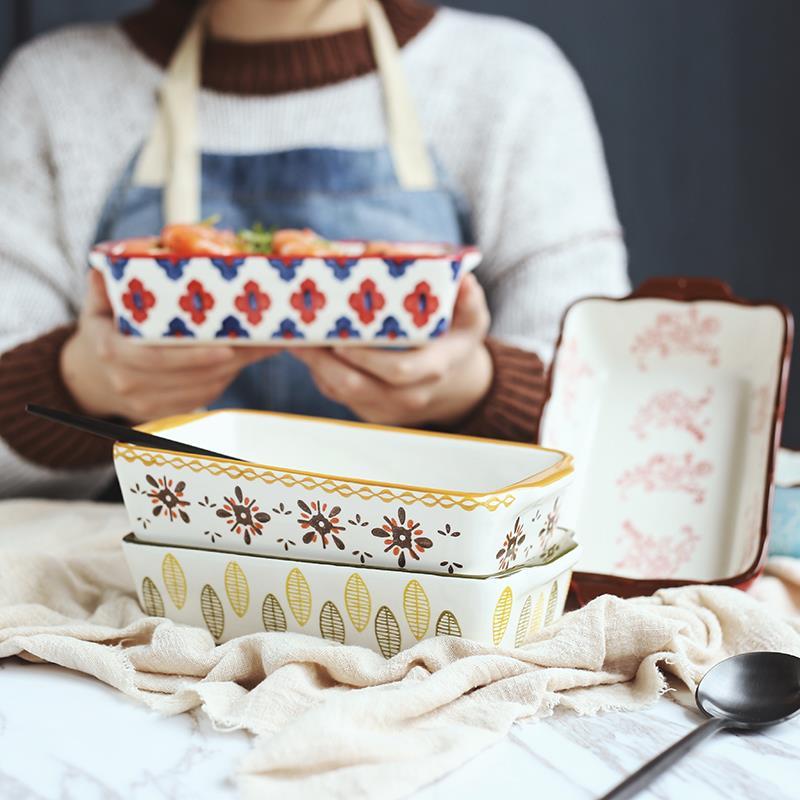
[
  {"x1": 451, "y1": 273, "x2": 490, "y2": 337},
  {"x1": 83, "y1": 268, "x2": 114, "y2": 318}
]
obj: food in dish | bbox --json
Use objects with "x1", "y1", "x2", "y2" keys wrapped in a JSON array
[{"x1": 104, "y1": 220, "x2": 446, "y2": 259}]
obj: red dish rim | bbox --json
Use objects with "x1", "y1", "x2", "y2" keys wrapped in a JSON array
[
  {"x1": 538, "y1": 276, "x2": 794, "y2": 603},
  {"x1": 91, "y1": 239, "x2": 481, "y2": 264}
]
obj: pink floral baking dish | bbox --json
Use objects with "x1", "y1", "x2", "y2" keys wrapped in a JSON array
[
  {"x1": 88, "y1": 242, "x2": 482, "y2": 345},
  {"x1": 539, "y1": 277, "x2": 793, "y2": 601},
  {"x1": 113, "y1": 409, "x2": 573, "y2": 577}
]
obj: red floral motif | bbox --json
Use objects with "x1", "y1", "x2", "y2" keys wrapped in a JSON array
[
  {"x1": 749, "y1": 384, "x2": 771, "y2": 435},
  {"x1": 631, "y1": 387, "x2": 713, "y2": 442},
  {"x1": 556, "y1": 338, "x2": 594, "y2": 419},
  {"x1": 349, "y1": 278, "x2": 386, "y2": 324},
  {"x1": 614, "y1": 520, "x2": 700, "y2": 577},
  {"x1": 617, "y1": 452, "x2": 712, "y2": 503},
  {"x1": 631, "y1": 308, "x2": 720, "y2": 371},
  {"x1": 403, "y1": 281, "x2": 439, "y2": 327},
  {"x1": 234, "y1": 280, "x2": 271, "y2": 325},
  {"x1": 178, "y1": 279, "x2": 214, "y2": 324},
  {"x1": 290, "y1": 278, "x2": 326, "y2": 323},
  {"x1": 122, "y1": 278, "x2": 156, "y2": 323}
]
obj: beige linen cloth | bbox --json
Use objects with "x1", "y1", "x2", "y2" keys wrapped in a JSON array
[{"x1": 1, "y1": 499, "x2": 799, "y2": 799}]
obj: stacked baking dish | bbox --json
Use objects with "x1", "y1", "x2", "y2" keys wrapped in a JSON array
[{"x1": 117, "y1": 409, "x2": 579, "y2": 654}]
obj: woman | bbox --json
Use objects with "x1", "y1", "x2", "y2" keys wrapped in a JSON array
[{"x1": 0, "y1": 0, "x2": 628, "y2": 498}]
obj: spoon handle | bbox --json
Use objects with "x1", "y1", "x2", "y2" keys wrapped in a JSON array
[
  {"x1": 599, "y1": 716, "x2": 727, "y2": 800},
  {"x1": 25, "y1": 403, "x2": 242, "y2": 462}
]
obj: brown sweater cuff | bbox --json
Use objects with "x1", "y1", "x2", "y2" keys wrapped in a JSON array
[
  {"x1": 0, "y1": 325, "x2": 113, "y2": 468},
  {"x1": 454, "y1": 338, "x2": 547, "y2": 443}
]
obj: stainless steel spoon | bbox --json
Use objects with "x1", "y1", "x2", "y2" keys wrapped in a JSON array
[{"x1": 600, "y1": 651, "x2": 800, "y2": 800}]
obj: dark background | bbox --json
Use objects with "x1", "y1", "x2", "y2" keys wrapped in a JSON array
[{"x1": 3, "y1": 0, "x2": 799, "y2": 444}]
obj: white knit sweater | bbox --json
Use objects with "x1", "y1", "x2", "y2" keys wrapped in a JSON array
[{"x1": 0, "y1": 7, "x2": 628, "y2": 497}]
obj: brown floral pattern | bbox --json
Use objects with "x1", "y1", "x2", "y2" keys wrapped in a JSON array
[
  {"x1": 496, "y1": 517, "x2": 526, "y2": 570},
  {"x1": 372, "y1": 507, "x2": 432, "y2": 568},
  {"x1": 145, "y1": 475, "x2": 190, "y2": 523},
  {"x1": 298, "y1": 500, "x2": 346, "y2": 549},
  {"x1": 216, "y1": 486, "x2": 270, "y2": 545},
  {"x1": 540, "y1": 497, "x2": 561, "y2": 548}
]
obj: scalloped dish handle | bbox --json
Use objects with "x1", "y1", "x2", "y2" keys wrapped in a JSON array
[{"x1": 629, "y1": 277, "x2": 737, "y2": 303}]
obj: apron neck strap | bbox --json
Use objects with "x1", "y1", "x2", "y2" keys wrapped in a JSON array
[{"x1": 133, "y1": 0, "x2": 435, "y2": 225}]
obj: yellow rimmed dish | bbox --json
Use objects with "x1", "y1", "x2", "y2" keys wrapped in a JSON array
[
  {"x1": 121, "y1": 528, "x2": 581, "y2": 653},
  {"x1": 114, "y1": 409, "x2": 574, "y2": 576}
]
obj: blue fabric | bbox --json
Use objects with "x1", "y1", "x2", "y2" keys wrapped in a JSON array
[{"x1": 94, "y1": 146, "x2": 470, "y2": 420}]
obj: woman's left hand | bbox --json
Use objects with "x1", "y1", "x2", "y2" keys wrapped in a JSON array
[{"x1": 293, "y1": 274, "x2": 493, "y2": 427}]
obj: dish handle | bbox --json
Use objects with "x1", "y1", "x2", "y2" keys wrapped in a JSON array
[{"x1": 629, "y1": 277, "x2": 737, "y2": 303}]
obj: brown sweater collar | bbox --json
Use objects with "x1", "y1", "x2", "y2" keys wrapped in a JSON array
[{"x1": 121, "y1": 0, "x2": 436, "y2": 96}]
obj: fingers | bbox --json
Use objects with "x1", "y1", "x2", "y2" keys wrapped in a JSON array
[
  {"x1": 123, "y1": 380, "x2": 235, "y2": 423},
  {"x1": 83, "y1": 269, "x2": 114, "y2": 317},
  {"x1": 451, "y1": 273, "x2": 491, "y2": 335},
  {"x1": 333, "y1": 340, "x2": 460, "y2": 386},
  {"x1": 295, "y1": 348, "x2": 438, "y2": 425}
]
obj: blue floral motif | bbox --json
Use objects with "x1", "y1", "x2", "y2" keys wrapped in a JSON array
[
  {"x1": 156, "y1": 258, "x2": 189, "y2": 280},
  {"x1": 164, "y1": 318, "x2": 196, "y2": 338},
  {"x1": 326, "y1": 316, "x2": 362, "y2": 340},
  {"x1": 324, "y1": 258, "x2": 359, "y2": 281},
  {"x1": 430, "y1": 318, "x2": 448, "y2": 338},
  {"x1": 215, "y1": 315, "x2": 250, "y2": 339},
  {"x1": 384, "y1": 258, "x2": 416, "y2": 278},
  {"x1": 269, "y1": 258, "x2": 304, "y2": 282},
  {"x1": 376, "y1": 316, "x2": 408, "y2": 340},
  {"x1": 211, "y1": 258, "x2": 245, "y2": 282},
  {"x1": 106, "y1": 256, "x2": 129, "y2": 281},
  {"x1": 450, "y1": 260, "x2": 462, "y2": 281},
  {"x1": 272, "y1": 318, "x2": 306, "y2": 340},
  {"x1": 118, "y1": 317, "x2": 141, "y2": 337}
]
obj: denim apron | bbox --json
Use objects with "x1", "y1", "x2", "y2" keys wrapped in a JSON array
[{"x1": 95, "y1": 0, "x2": 468, "y2": 420}]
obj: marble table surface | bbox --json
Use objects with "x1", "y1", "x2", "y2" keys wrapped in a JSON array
[{"x1": 1, "y1": 657, "x2": 798, "y2": 800}]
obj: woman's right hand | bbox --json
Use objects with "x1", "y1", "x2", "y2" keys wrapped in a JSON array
[{"x1": 60, "y1": 270, "x2": 276, "y2": 422}]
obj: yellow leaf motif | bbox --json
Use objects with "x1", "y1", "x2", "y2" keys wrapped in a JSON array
[
  {"x1": 402, "y1": 579, "x2": 430, "y2": 640},
  {"x1": 374, "y1": 605, "x2": 401, "y2": 658},
  {"x1": 434, "y1": 610, "x2": 462, "y2": 637},
  {"x1": 491, "y1": 586, "x2": 513, "y2": 645},
  {"x1": 261, "y1": 593, "x2": 287, "y2": 632},
  {"x1": 200, "y1": 584, "x2": 224, "y2": 641},
  {"x1": 529, "y1": 591, "x2": 546, "y2": 634},
  {"x1": 141, "y1": 577, "x2": 164, "y2": 617},
  {"x1": 344, "y1": 573, "x2": 371, "y2": 632},
  {"x1": 285, "y1": 567, "x2": 312, "y2": 626},
  {"x1": 319, "y1": 601, "x2": 346, "y2": 644},
  {"x1": 224, "y1": 561, "x2": 250, "y2": 618},
  {"x1": 544, "y1": 581, "x2": 560, "y2": 626},
  {"x1": 514, "y1": 595, "x2": 532, "y2": 647},
  {"x1": 161, "y1": 553, "x2": 187, "y2": 609}
]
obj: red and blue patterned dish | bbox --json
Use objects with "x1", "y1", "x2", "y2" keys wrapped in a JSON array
[{"x1": 89, "y1": 241, "x2": 481, "y2": 346}]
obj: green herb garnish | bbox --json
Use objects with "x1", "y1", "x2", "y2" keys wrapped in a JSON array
[{"x1": 237, "y1": 222, "x2": 276, "y2": 254}]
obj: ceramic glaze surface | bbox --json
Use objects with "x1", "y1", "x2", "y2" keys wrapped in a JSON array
[
  {"x1": 122, "y1": 533, "x2": 579, "y2": 653},
  {"x1": 89, "y1": 246, "x2": 481, "y2": 346},
  {"x1": 540, "y1": 297, "x2": 787, "y2": 583},
  {"x1": 114, "y1": 410, "x2": 573, "y2": 576}
]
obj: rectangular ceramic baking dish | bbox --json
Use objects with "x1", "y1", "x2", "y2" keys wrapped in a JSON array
[
  {"x1": 89, "y1": 243, "x2": 482, "y2": 346},
  {"x1": 539, "y1": 277, "x2": 792, "y2": 601},
  {"x1": 114, "y1": 410, "x2": 574, "y2": 577},
  {"x1": 121, "y1": 530, "x2": 581, "y2": 654}
]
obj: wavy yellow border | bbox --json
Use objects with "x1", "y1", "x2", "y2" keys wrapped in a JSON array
[{"x1": 117, "y1": 409, "x2": 573, "y2": 512}]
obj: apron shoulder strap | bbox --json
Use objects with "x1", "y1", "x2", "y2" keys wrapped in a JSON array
[{"x1": 133, "y1": 0, "x2": 435, "y2": 225}]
